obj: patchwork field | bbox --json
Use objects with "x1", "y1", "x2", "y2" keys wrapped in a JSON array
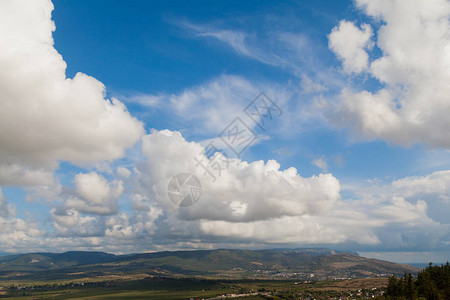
[{"x1": 0, "y1": 275, "x2": 390, "y2": 299}]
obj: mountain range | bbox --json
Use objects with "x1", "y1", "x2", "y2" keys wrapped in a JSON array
[{"x1": 0, "y1": 248, "x2": 420, "y2": 281}]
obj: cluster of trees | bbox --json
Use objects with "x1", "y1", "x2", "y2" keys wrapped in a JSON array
[{"x1": 385, "y1": 262, "x2": 450, "y2": 300}]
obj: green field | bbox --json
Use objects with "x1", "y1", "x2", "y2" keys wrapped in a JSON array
[{"x1": 0, "y1": 276, "x2": 388, "y2": 299}]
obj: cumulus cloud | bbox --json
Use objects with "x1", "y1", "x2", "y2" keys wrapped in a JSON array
[
  {"x1": 345, "y1": 171, "x2": 450, "y2": 251},
  {"x1": 0, "y1": 217, "x2": 43, "y2": 251},
  {"x1": 391, "y1": 170, "x2": 450, "y2": 199},
  {"x1": 64, "y1": 172, "x2": 123, "y2": 215},
  {"x1": 105, "y1": 209, "x2": 161, "y2": 240},
  {"x1": 107, "y1": 130, "x2": 448, "y2": 250},
  {"x1": 328, "y1": 20, "x2": 373, "y2": 74},
  {"x1": 200, "y1": 214, "x2": 381, "y2": 245},
  {"x1": 1, "y1": 0, "x2": 449, "y2": 254},
  {"x1": 375, "y1": 196, "x2": 429, "y2": 224},
  {"x1": 51, "y1": 207, "x2": 104, "y2": 237},
  {"x1": 2, "y1": 129, "x2": 448, "y2": 252},
  {"x1": 0, "y1": 164, "x2": 54, "y2": 186},
  {"x1": 0, "y1": 0, "x2": 144, "y2": 186},
  {"x1": 330, "y1": 0, "x2": 450, "y2": 148},
  {"x1": 138, "y1": 130, "x2": 341, "y2": 223}
]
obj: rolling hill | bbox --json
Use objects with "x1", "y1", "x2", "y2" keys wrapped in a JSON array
[{"x1": 0, "y1": 248, "x2": 420, "y2": 280}]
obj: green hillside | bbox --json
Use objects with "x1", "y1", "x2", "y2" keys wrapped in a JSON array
[{"x1": 0, "y1": 249, "x2": 420, "y2": 280}]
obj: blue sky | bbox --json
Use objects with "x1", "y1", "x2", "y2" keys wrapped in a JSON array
[
  {"x1": 52, "y1": 0, "x2": 444, "y2": 179},
  {"x1": 0, "y1": 0, "x2": 450, "y2": 263}
]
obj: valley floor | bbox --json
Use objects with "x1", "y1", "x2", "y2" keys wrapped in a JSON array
[{"x1": 0, "y1": 276, "x2": 387, "y2": 299}]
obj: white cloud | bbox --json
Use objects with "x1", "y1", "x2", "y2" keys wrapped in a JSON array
[
  {"x1": 0, "y1": 0, "x2": 449, "y2": 254},
  {"x1": 167, "y1": 75, "x2": 260, "y2": 134},
  {"x1": 328, "y1": 20, "x2": 373, "y2": 74},
  {"x1": 301, "y1": 74, "x2": 327, "y2": 93},
  {"x1": 312, "y1": 157, "x2": 328, "y2": 171},
  {"x1": 185, "y1": 21, "x2": 346, "y2": 96},
  {"x1": 391, "y1": 170, "x2": 450, "y2": 198},
  {"x1": 375, "y1": 196, "x2": 429, "y2": 224},
  {"x1": 125, "y1": 74, "x2": 294, "y2": 144},
  {"x1": 105, "y1": 213, "x2": 138, "y2": 240},
  {"x1": 96, "y1": 130, "x2": 447, "y2": 249},
  {"x1": 343, "y1": 170, "x2": 450, "y2": 250},
  {"x1": 200, "y1": 214, "x2": 381, "y2": 245},
  {"x1": 1, "y1": 129, "x2": 448, "y2": 251},
  {"x1": 0, "y1": 0, "x2": 144, "y2": 186},
  {"x1": 330, "y1": 0, "x2": 450, "y2": 148},
  {"x1": 138, "y1": 130, "x2": 341, "y2": 223},
  {"x1": 64, "y1": 172, "x2": 123, "y2": 215},
  {"x1": 198, "y1": 29, "x2": 254, "y2": 58},
  {"x1": 336, "y1": 88, "x2": 402, "y2": 142},
  {"x1": 0, "y1": 164, "x2": 54, "y2": 186},
  {"x1": 116, "y1": 166, "x2": 132, "y2": 179},
  {"x1": 141, "y1": 75, "x2": 286, "y2": 135},
  {"x1": 0, "y1": 217, "x2": 43, "y2": 251},
  {"x1": 105, "y1": 210, "x2": 161, "y2": 240},
  {"x1": 186, "y1": 23, "x2": 283, "y2": 67},
  {"x1": 51, "y1": 208, "x2": 104, "y2": 237}
]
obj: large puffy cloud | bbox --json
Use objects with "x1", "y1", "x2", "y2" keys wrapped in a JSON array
[
  {"x1": 388, "y1": 170, "x2": 450, "y2": 226},
  {"x1": 1, "y1": 130, "x2": 448, "y2": 252},
  {"x1": 0, "y1": 0, "x2": 144, "y2": 250},
  {"x1": 138, "y1": 130, "x2": 340, "y2": 223},
  {"x1": 328, "y1": 20, "x2": 373, "y2": 74},
  {"x1": 346, "y1": 170, "x2": 450, "y2": 251},
  {"x1": 64, "y1": 172, "x2": 123, "y2": 215},
  {"x1": 121, "y1": 130, "x2": 449, "y2": 249},
  {"x1": 222, "y1": 192, "x2": 446, "y2": 250},
  {"x1": 199, "y1": 214, "x2": 382, "y2": 245},
  {"x1": 375, "y1": 196, "x2": 429, "y2": 224},
  {"x1": 372, "y1": 196, "x2": 448, "y2": 251},
  {"x1": 330, "y1": 0, "x2": 450, "y2": 148},
  {"x1": 1, "y1": 0, "x2": 449, "y2": 255},
  {"x1": 0, "y1": 0, "x2": 144, "y2": 186},
  {"x1": 120, "y1": 130, "x2": 375, "y2": 246}
]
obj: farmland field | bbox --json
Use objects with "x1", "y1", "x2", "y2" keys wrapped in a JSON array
[{"x1": 0, "y1": 276, "x2": 388, "y2": 299}]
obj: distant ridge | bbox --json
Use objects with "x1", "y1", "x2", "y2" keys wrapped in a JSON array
[{"x1": 0, "y1": 248, "x2": 420, "y2": 280}]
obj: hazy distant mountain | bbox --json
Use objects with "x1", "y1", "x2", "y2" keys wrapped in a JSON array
[
  {"x1": 0, "y1": 251, "x2": 117, "y2": 272},
  {"x1": 0, "y1": 252, "x2": 13, "y2": 257},
  {"x1": 0, "y1": 248, "x2": 420, "y2": 280}
]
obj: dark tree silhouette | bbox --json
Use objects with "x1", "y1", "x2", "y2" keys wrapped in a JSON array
[{"x1": 385, "y1": 262, "x2": 450, "y2": 300}]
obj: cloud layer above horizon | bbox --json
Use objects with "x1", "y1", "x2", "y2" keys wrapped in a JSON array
[{"x1": 0, "y1": 0, "x2": 449, "y2": 261}]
